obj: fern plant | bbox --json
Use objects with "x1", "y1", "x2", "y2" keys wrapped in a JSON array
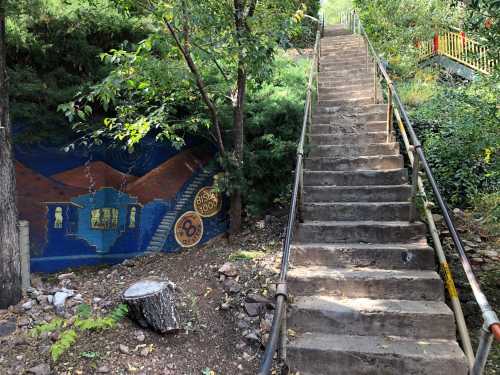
[{"x1": 31, "y1": 303, "x2": 129, "y2": 362}]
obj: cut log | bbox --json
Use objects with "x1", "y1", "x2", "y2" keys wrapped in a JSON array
[{"x1": 122, "y1": 279, "x2": 180, "y2": 333}]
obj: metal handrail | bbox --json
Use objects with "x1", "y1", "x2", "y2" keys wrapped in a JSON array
[
  {"x1": 257, "y1": 18, "x2": 322, "y2": 375},
  {"x1": 417, "y1": 30, "x2": 497, "y2": 74},
  {"x1": 341, "y1": 10, "x2": 500, "y2": 375}
]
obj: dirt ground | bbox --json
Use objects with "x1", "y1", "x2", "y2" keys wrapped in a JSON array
[
  {"x1": 0, "y1": 216, "x2": 286, "y2": 375},
  {"x1": 0, "y1": 208, "x2": 498, "y2": 375},
  {"x1": 439, "y1": 209, "x2": 500, "y2": 375}
]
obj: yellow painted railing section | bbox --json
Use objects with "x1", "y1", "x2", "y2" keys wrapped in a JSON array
[{"x1": 418, "y1": 31, "x2": 497, "y2": 75}]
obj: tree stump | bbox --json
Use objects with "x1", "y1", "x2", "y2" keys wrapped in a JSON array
[{"x1": 122, "y1": 279, "x2": 180, "y2": 333}]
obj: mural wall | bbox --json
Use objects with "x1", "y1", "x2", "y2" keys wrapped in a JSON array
[{"x1": 14, "y1": 138, "x2": 228, "y2": 273}]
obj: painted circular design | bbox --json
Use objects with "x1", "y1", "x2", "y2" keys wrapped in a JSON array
[
  {"x1": 194, "y1": 186, "x2": 222, "y2": 218},
  {"x1": 174, "y1": 211, "x2": 204, "y2": 248}
]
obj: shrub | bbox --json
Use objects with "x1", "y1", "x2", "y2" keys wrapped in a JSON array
[
  {"x1": 411, "y1": 76, "x2": 499, "y2": 207},
  {"x1": 243, "y1": 53, "x2": 309, "y2": 215}
]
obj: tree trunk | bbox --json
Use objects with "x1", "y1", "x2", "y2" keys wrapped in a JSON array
[
  {"x1": 122, "y1": 279, "x2": 180, "y2": 333},
  {"x1": 229, "y1": 64, "x2": 245, "y2": 234},
  {"x1": 229, "y1": 0, "x2": 247, "y2": 235},
  {"x1": 0, "y1": 1, "x2": 22, "y2": 309}
]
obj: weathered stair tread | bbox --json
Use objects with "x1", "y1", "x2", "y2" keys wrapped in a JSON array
[
  {"x1": 288, "y1": 266, "x2": 443, "y2": 300},
  {"x1": 288, "y1": 333, "x2": 468, "y2": 375},
  {"x1": 304, "y1": 169, "x2": 408, "y2": 186},
  {"x1": 305, "y1": 155, "x2": 403, "y2": 171},
  {"x1": 291, "y1": 241, "x2": 434, "y2": 270},
  {"x1": 288, "y1": 266, "x2": 441, "y2": 281},
  {"x1": 302, "y1": 202, "x2": 411, "y2": 221},
  {"x1": 303, "y1": 185, "x2": 411, "y2": 202},
  {"x1": 289, "y1": 296, "x2": 456, "y2": 339},
  {"x1": 295, "y1": 220, "x2": 426, "y2": 244}
]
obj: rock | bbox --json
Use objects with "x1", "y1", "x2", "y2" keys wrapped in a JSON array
[
  {"x1": 471, "y1": 257, "x2": 485, "y2": 264},
  {"x1": 479, "y1": 250, "x2": 497, "y2": 258},
  {"x1": 223, "y1": 279, "x2": 241, "y2": 294},
  {"x1": 53, "y1": 290, "x2": 74, "y2": 316},
  {"x1": 93, "y1": 297, "x2": 103, "y2": 304},
  {"x1": 260, "y1": 316, "x2": 272, "y2": 334},
  {"x1": 12, "y1": 336, "x2": 29, "y2": 346},
  {"x1": 452, "y1": 208, "x2": 464, "y2": 218},
  {"x1": 119, "y1": 344, "x2": 130, "y2": 354},
  {"x1": 140, "y1": 347, "x2": 150, "y2": 357},
  {"x1": 0, "y1": 320, "x2": 16, "y2": 337},
  {"x1": 96, "y1": 366, "x2": 110, "y2": 374},
  {"x1": 220, "y1": 302, "x2": 231, "y2": 311},
  {"x1": 22, "y1": 301, "x2": 34, "y2": 310},
  {"x1": 432, "y1": 214, "x2": 443, "y2": 224},
  {"x1": 26, "y1": 364, "x2": 51, "y2": 375},
  {"x1": 237, "y1": 320, "x2": 249, "y2": 330},
  {"x1": 244, "y1": 302, "x2": 264, "y2": 317},
  {"x1": 244, "y1": 330, "x2": 260, "y2": 344},
  {"x1": 73, "y1": 294, "x2": 83, "y2": 302},
  {"x1": 26, "y1": 288, "x2": 41, "y2": 299},
  {"x1": 255, "y1": 220, "x2": 265, "y2": 229},
  {"x1": 17, "y1": 318, "x2": 30, "y2": 327},
  {"x1": 218, "y1": 262, "x2": 239, "y2": 277},
  {"x1": 49, "y1": 332, "x2": 60, "y2": 342},
  {"x1": 47, "y1": 295, "x2": 54, "y2": 305},
  {"x1": 463, "y1": 240, "x2": 478, "y2": 248},
  {"x1": 265, "y1": 215, "x2": 273, "y2": 226},
  {"x1": 57, "y1": 272, "x2": 75, "y2": 281},
  {"x1": 134, "y1": 330, "x2": 146, "y2": 342}
]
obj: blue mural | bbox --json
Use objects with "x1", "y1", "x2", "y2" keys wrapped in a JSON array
[{"x1": 15, "y1": 139, "x2": 228, "y2": 273}]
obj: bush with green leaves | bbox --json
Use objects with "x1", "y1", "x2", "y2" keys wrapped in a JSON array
[
  {"x1": 353, "y1": 0, "x2": 460, "y2": 78},
  {"x1": 243, "y1": 54, "x2": 309, "y2": 215},
  {"x1": 7, "y1": 0, "x2": 148, "y2": 144},
  {"x1": 411, "y1": 76, "x2": 499, "y2": 207}
]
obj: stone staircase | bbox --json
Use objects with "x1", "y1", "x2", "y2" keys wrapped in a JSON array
[{"x1": 286, "y1": 25, "x2": 468, "y2": 375}]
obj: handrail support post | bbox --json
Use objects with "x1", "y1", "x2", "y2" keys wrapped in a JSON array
[
  {"x1": 386, "y1": 84, "x2": 393, "y2": 143},
  {"x1": 409, "y1": 146, "x2": 420, "y2": 223},
  {"x1": 472, "y1": 323, "x2": 494, "y2": 375}
]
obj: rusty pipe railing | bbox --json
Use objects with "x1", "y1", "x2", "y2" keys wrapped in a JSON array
[
  {"x1": 339, "y1": 9, "x2": 500, "y2": 374},
  {"x1": 257, "y1": 16, "x2": 322, "y2": 375}
]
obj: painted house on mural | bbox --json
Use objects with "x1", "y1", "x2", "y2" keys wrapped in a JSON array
[{"x1": 14, "y1": 138, "x2": 227, "y2": 273}]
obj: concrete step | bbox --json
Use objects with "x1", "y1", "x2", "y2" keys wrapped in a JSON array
[
  {"x1": 320, "y1": 71, "x2": 374, "y2": 80},
  {"x1": 304, "y1": 169, "x2": 408, "y2": 186},
  {"x1": 313, "y1": 111, "x2": 386, "y2": 122},
  {"x1": 311, "y1": 121, "x2": 387, "y2": 134},
  {"x1": 287, "y1": 333, "x2": 468, "y2": 375},
  {"x1": 318, "y1": 97, "x2": 375, "y2": 106},
  {"x1": 323, "y1": 29, "x2": 351, "y2": 37},
  {"x1": 288, "y1": 266, "x2": 443, "y2": 300},
  {"x1": 302, "y1": 202, "x2": 411, "y2": 221},
  {"x1": 321, "y1": 59, "x2": 372, "y2": 66},
  {"x1": 309, "y1": 132, "x2": 392, "y2": 145},
  {"x1": 305, "y1": 155, "x2": 403, "y2": 171},
  {"x1": 322, "y1": 64, "x2": 374, "y2": 72},
  {"x1": 303, "y1": 185, "x2": 411, "y2": 202},
  {"x1": 319, "y1": 89, "x2": 375, "y2": 100},
  {"x1": 319, "y1": 83, "x2": 374, "y2": 94},
  {"x1": 291, "y1": 242, "x2": 434, "y2": 270},
  {"x1": 322, "y1": 50, "x2": 366, "y2": 56},
  {"x1": 319, "y1": 77, "x2": 373, "y2": 87},
  {"x1": 295, "y1": 221, "x2": 426, "y2": 244},
  {"x1": 289, "y1": 296, "x2": 456, "y2": 339},
  {"x1": 315, "y1": 102, "x2": 387, "y2": 113}
]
